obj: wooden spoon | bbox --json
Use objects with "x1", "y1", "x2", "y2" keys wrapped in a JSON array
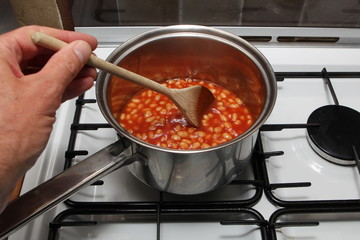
[{"x1": 31, "y1": 32, "x2": 214, "y2": 127}]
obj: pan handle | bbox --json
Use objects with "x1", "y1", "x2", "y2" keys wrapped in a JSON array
[{"x1": 0, "y1": 139, "x2": 132, "y2": 239}]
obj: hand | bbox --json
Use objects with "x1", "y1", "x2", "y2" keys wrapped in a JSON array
[{"x1": 0, "y1": 25, "x2": 98, "y2": 212}]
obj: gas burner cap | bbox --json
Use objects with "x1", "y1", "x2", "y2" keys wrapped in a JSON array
[{"x1": 306, "y1": 105, "x2": 360, "y2": 165}]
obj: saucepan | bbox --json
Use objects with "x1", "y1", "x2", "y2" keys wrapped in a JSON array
[{"x1": 0, "y1": 25, "x2": 276, "y2": 238}]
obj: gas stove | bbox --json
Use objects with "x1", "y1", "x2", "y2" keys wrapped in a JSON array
[{"x1": 5, "y1": 27, "x2": 360, "y2": 240}]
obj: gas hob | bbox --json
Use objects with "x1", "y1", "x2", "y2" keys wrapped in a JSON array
[{"x1": 7, "y1": 34, "x2": 360, "y2": 240}]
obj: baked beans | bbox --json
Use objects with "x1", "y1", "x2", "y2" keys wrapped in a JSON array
[{"x1": 118, "y1": 78, "x2": 254, "y2": 149}]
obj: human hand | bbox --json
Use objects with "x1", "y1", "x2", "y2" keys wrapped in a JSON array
[{"x1": 0, "y1": 25, "x2": 98, "y2": 211}]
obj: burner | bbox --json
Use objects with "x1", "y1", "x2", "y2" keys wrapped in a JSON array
[{"x1": 306, "y1": 105, "x2": 360, "y2": 165}]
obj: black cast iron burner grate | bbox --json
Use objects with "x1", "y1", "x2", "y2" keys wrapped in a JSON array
[
  {"x1": 47, "y1": 206, "x2": 268, "y2": 240},
  {"x1": 268, "y1": 206, "x2": 360, "y2": 240},
  {"x1": 260, "y1": 69, "x2": 360, "y2": 208},
  {"x1": 47, "y1": 91, "x2": 267, "y2": 239},
  {"x1": 63, "y1": 92, "x2": 264, "y2": 210}
]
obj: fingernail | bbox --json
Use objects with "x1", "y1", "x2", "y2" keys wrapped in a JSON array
[{"x1": 73, "y1": 41, "x2": 91, "y2": 64}]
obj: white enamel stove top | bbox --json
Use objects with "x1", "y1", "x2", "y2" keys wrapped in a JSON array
[{"x1": 8, "y1": 43, "x2": 360, "y2": 240}]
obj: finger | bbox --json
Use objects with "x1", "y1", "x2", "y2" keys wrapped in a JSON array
[
  {"x1": 75, "y1": 65, "x2": 97, "y2": 79},
  {"x1": 21, "y1": 54, "x2": 97, "y2": 75},
  {"x1": 1, "y1": 25, "x2": 97, "y2": 62},
  {"x1": 34, "y1": 40, "x2": 93, "y2": 98},
  {"x1": 0, "y1": 26, "x2": 98, "y2": 80},
  {"x1": 20, "y1": 53, "x2": 51, "y2": 74},
  {"x1": 61, "y1": 76, "x2": 94, "y2": 102},
  {"x1": 61, "y1": 67, "x2": 97, "y2": 101}
]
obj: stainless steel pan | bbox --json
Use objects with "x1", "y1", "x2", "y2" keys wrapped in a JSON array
[{"x1": 0, "y1": 25, "x2": 276, "y2": 238}]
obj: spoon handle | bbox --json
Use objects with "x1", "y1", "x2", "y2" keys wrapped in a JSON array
[{"x1": 31, "y1": 32, "x2": 170, "y2": 95}]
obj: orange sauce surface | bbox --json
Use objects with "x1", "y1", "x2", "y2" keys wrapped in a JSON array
[{"x1": 118, "y1": 78, "x2": 254, "y2": 149}]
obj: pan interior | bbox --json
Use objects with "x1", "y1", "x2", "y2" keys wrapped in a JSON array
[{"x1": 107, "y1": 35, "x2": 266, "y2": 138}]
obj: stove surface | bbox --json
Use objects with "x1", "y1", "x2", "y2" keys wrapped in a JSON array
[{"x1": 8, "y1": 41, "x2": 360, "y2": 240}]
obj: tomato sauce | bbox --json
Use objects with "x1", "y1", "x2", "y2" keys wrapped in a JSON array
[{"x1": 118, "y1": 78, "x2": 254, "y2": 149}]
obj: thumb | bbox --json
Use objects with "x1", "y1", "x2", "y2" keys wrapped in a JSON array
[{"x1": 36, "y1": 40, "x2": 92, "y2": 96}]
